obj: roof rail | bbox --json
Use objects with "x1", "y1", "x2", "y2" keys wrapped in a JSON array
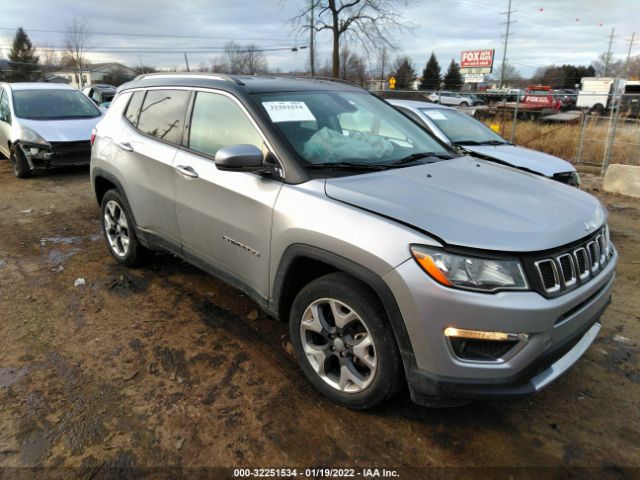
[
  {"x1": 133, "y1": 72, "x2": 245, "y2": 85},
  {"x1": 308, "y1": 76, "x2": 360, "y2": 87}
]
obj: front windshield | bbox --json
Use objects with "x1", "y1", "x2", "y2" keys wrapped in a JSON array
[
  {"x1": 12, "y1": 89, "x2": 101, "y2": 120},
  {"x1": 419, "y1": 108, "x2": 506, "y2": 144},
  {"x1": 256, "y1": 91, "x2": 452, "y2": 167}
]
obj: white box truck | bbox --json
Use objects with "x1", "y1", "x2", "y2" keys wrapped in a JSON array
[{"x1": 576, "y1": 77, "x2": 624, "y2": 113}]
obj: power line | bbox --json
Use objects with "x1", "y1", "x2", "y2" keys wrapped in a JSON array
[
  {"x1": 0, "y1": 26, "x2": 293, "y2": 43},
  {"x1": 0, "y1": 45, "x2": 308, "y2": 55}
]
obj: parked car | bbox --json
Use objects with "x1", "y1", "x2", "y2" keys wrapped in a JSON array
[
  {"x1": 92, "y1": 73, "x2": 616, "y2": 409},
  {"x1": 388, "y1": 99, "x2": 581, "y2": 187},
  {"x1": 554, "y1": 89, "x2": 578, "y2": 110},
  {"x1": 459, "y1": 93, "x2": 485, "y2": 106},
  {"x1": 0, "y1": 83, "x2": 103, "y2": 178},
  {"x1": 427, "y1": 91, "x2": 471, "y2": 107},
  {"x1": 82, "y1": 84, "x2": 117, "y2": 106}
]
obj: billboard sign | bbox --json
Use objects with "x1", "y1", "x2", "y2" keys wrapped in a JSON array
[
  {"x1": 464, "y1": 74, "x2": 485, "y2": 83},
  {"x1": 460, "y1": 49, "x2": 494, "y2": 74}
]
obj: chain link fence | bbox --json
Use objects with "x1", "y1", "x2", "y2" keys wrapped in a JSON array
[{"x1": 374, "y1": 89, "x2": 640, "y2": 175}]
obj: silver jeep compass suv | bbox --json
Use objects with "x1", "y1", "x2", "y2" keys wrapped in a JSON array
[{"x1": 90, "y1": 73, "x2": 616, "y2": 409}]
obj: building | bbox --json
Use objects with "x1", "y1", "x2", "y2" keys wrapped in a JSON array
[{"x1": 53, "y1": 62, "x2": 138, "y2": 88}]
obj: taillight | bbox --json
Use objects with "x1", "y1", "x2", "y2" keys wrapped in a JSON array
[{"x1": 90, "y1": 128, "x2": 96, "y2": 146}]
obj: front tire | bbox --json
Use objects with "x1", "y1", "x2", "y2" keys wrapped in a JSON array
[
  {"x1": 289, "y1": 272, "x2": 403, "y2": 409},
  {"x1": 10, "y1": 146, "x2": 31, "y2": 178},
  {"x1": 459, "y1": 101, "x2": 469, "y2": 107},
  {"x1": 100, "y1": 189, "x2": 149, "y2": 266}
]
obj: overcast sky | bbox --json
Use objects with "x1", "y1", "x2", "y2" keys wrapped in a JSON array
[{"x1": 0, "y1": 0, "x2": 638, "y2": 78}]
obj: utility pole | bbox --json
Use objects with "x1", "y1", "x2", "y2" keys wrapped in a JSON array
[
  {"x1": 604, "y1": 27, "x2": 616, "y2": 76},
  {"x1": 624, "y1": 32, "x2": 635, "y2": 77},
  {"x1": 309, "y1": 0, "x2": 315, "y2": 76},
  {"x1": 184, "y1": 53, "x2": 190, "y2": 72},
  {"x1": 499, "y1": 0, "x2": 516, "y2": 88}
]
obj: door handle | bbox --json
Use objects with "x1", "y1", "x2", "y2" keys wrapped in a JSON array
[
  {"x1": 175, "y1": 165, "x2": 199, "y2": 179},
  {"x1": 118, "y1": 142, "x2": 134, "y2": 152}
]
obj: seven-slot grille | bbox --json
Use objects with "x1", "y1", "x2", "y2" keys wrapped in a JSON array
[{"x1": 531, "y1": 226, "x2": 613, "y2": 296}]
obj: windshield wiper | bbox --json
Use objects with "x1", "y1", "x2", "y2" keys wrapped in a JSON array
[
  {"x1": 454, "y1": 140, "x2": 509, "y2": 146},
  {"x1": 390, "y1": 152, "x2": 454, "y2": 166},
  {"x1": 305, "y1": 161, "x2": 390, "y2": 170}
]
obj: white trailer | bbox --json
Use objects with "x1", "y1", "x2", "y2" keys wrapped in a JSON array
[{"x1": 576, "y1": 77, "x2": 623, "y2": 113}]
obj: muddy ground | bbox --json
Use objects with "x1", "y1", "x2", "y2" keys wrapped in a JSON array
[{"x1": 0, "y1": 160, "x2": 638, "y2": 479}]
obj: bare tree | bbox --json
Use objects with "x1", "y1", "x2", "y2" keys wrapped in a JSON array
[
  {"x1": 64, "y1": 18, "x2": 91, "y2": 88},
  {"x1": 377, "y1": 46, "x2": 389, "y2": 83},
  {"x1": 591, "y1": 52, "x2": 624, "y2": 77},
  {"x1": 211, "y1": 41, "x2": 268, "y2": 75},
  {"x1": 38, "y1": 43, "x2": 61, "y2": 68},
  {"x1": 339, "y1": 47, "x2": 367, "y2": 86},
  {"x1": 243, "y1": 44, "x2": 269, "y2": 75},
  {"x1": 292, "y1": 0, "x2": 410, "y2": 78}
]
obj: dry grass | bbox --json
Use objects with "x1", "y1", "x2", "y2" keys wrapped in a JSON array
[{"x1": 480, "y1": 114, "x2": 640, "y2": 168}]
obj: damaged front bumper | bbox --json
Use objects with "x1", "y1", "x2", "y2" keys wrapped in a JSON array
[{"x1": 19, "y1": 140, "x2": 92, "y2": 170}]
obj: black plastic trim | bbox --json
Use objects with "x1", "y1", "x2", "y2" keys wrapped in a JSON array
[{"x1": 271, "y1": 244, "x2": 417, "y2": 375}]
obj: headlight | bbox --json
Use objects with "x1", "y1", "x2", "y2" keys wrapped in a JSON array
[
  {"x1": 20, "y1": 126, "x2": 49, "y2": 146},
  {"x1": 571, "y1": 171, "x2": 581, "y2": 187},
  {"x1": 604, "y1": 223, "x2": 613, "y2": 258},
  {"x1": 410, "y1": 245, "x2": 529, "y2": 292}
]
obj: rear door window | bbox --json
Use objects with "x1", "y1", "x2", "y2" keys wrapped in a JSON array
[{"x1": 137, "y1": 89, "x2": 190, "y2": 145}]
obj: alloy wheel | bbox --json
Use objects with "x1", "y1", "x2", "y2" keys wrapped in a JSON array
[
  {"x1": 104, "y1": 200, "x2": 130, "y2": 257},
  {"x1": 300, "y1": 298, "x2": 377, "y2": 393}
]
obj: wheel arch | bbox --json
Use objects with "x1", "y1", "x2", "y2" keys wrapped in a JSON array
[{"x1": 271, "y1": 244, "x2": 415, "y2": 370}]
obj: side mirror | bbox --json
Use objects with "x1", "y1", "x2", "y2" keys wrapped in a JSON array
[{"x1": 214, "y1": 144, "x2": 264, "y2": 172}]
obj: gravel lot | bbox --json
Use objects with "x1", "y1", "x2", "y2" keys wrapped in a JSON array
[{"x1": 0, "y1": 161, "x2": 638, "y2": 478}]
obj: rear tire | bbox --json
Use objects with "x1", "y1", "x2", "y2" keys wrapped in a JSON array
[
  {"x1": 10, "y1": 146, "x2": 31, "y2": 178},
  {"x1": 289, "y1": 272, "x2": 403, "y2": 409},
  {"x1": 100, "y1": 189, "x2": 149, "y2": 267}
]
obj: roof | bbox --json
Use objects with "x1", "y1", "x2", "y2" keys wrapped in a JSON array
[
  {"x1": 386, "y1": 99, "x2": 454, "y2": 110},
  {"x1": 120, "y1": 73, "x2": 365, "y2": 95},
  {"x1": 1, "y1": 82, "x2": 76, "y2": 91}
]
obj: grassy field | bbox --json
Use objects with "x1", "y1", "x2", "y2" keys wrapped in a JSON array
[{"x1": 482, "y1": 113, "x2": 640, "y2": 169}]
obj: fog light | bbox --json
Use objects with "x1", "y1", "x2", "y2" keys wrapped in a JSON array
[
  {"x1": 444, "y1": 327, "x2": 528, "y2": 362},
  {"x1": 444, "y1": 327, "x2": 527, "y2": 341}
]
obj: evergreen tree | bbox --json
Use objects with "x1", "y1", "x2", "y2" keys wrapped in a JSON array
[
  {"x1": 8, "y1": 28, "x2": 39, "y2": 82},
  {"x1": 392, "y1": 56, "x2": 416, "y2": 90},
  {"x1": 443, "y1": 59, "x2": 463, "y2": 90},
  {"x1": 419, "y1": 52, "x2": 441, "y2": 90}
]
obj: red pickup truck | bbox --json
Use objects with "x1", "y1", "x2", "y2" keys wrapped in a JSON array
[{"x1": 519, "y1": 86, "x2": 562, "y2": 117}]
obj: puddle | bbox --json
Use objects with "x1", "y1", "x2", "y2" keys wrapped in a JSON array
[
  {"x1": 0, "y1": 366, "x2": 29, "y2": 389},
  {"x1": 47, "y1": 248, "x2": 80, "y2": 266},
  {"x1": 40, "y1": 236, "x2": 82, "y2": 246}
]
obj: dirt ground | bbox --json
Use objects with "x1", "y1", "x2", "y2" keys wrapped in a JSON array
[{"x1": 0, "y1": 160, "x2": 638, "y2": 479}]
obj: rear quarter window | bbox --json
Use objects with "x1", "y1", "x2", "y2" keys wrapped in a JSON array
[{"x1": 124, "y1": 91, "x2": 145, "y2": 127}]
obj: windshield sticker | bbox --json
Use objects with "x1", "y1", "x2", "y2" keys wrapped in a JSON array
[
  {"x1": 423, "y1": 110, "x2": 447, "y2": 120},
  {"x1": 262, "y1": 101, "x2": 316, "y2": 123}
]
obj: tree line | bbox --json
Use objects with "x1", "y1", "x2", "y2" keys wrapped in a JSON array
[{"x1": 1, "y1": 13, "x2": 635, "y2": 92}]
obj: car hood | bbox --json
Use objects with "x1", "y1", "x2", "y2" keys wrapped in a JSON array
[
  {"x1": 18, "y1": 116, "x2": 102, "y2": 142},
  {"x1": 324, "y1": 157, "x2": 605, "y2": 252},
  {"x1": 461, "y1": 144, "x2": 574, "y2": 177}
]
